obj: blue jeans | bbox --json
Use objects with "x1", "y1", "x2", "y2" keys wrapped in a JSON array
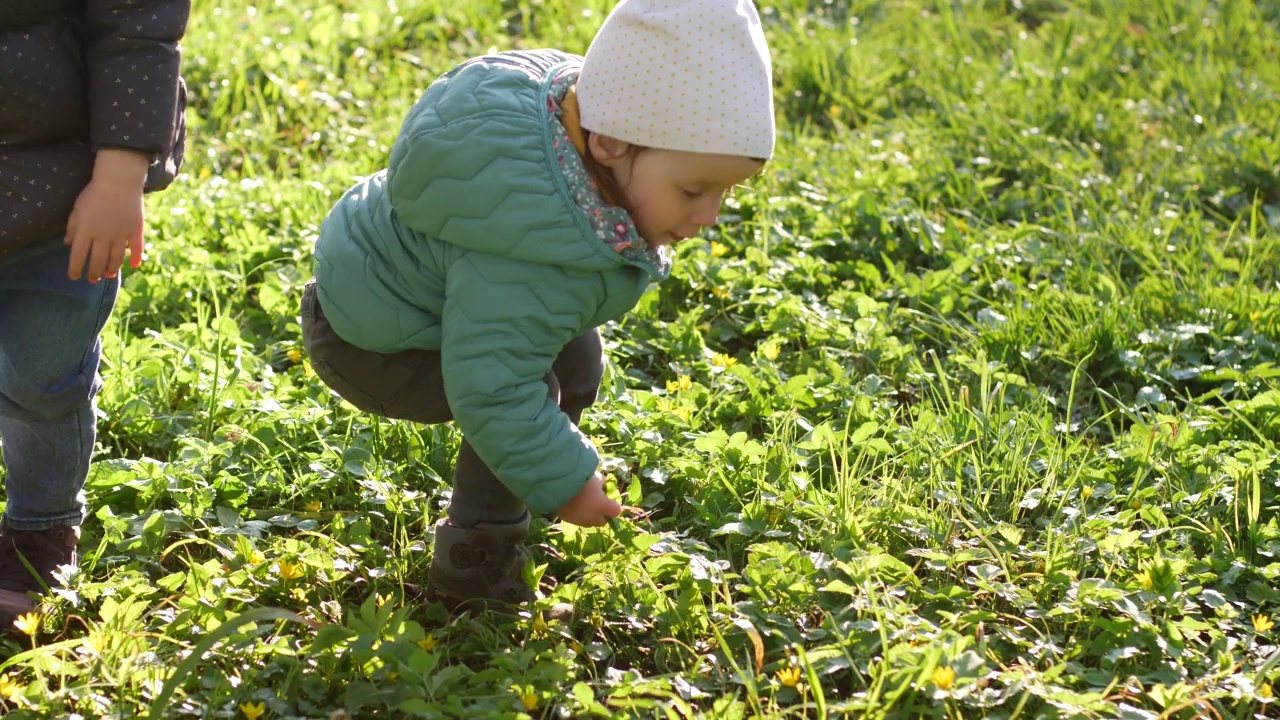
[{"x1": 0, "y1": 239, "x2": 118, "y2": 531}]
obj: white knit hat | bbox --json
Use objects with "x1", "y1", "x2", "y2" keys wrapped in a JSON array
[{"x1": 577, "y1": 0, "x2": 776, "y2": 160}]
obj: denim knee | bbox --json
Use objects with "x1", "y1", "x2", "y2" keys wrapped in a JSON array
[
  {"x1": 0, "y1": 245, "x2": 117, "y2": 422},
  {"x1": 0, "y1": 341, "x2": 101, "y2": 422}
]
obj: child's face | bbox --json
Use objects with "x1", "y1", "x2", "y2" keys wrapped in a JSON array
[{"x1": 590, "y1": 137, "x2": 765, "y2": 248}]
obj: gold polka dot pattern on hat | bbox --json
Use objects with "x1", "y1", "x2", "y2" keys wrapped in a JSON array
[{"x1": 576, "y1": 0, "x2": 776, "y2": 160}]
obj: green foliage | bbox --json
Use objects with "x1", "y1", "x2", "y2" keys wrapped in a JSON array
[{"x1": 1, "y1": 0, "x2": 1278, "y2": 717}]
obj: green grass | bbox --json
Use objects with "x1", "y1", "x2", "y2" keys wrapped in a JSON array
[{"x1": 2, "y1": 0, "x2": 1279, "y2": 717}]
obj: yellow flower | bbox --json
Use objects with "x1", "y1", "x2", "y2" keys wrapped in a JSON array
[
  {"x1": 531, "y1": 613, "x2": 548, "y2": 636},
  {"x1": 0, "y1": 674, "x2": 22, "y2": 700},
  {"x1": 1251, "y1": 310, "x2": 1262, "y2": 323},
  {"x1": 1261, "y1": 683, "x2": 1274, "y2": 700},
  {"x1": 302, "y1": 500, "x2": 322, "y2": 513},
  {"x1": 303, "y1": 361, "x2": 315, "y2": 378},
  {"x1": 276, "y1": 559, "x2": 305, "y2": 582},
  {"x1": 1253, "y1": 614, "x2": 1274, "y2": 633},
  {"x1": 657, "y1": 397, "x2": 692, "y2": 423},
  {"x1": 760, "y1": 340, "x2": 781, "y2": 362},
  {"x1": 666, "y1": 375, "x2": 692, "y2": 393},
  {"x1": 80, "y1": 632, "x2": 106, "y2": 658},
  {"x1": 240, "y1": 701, "x2": 267, "y2": 720},
  {"x1": 710, "y1": 241, "x2": 729, "y2": 257},
  {"x1": 776, "y1": 666, "x2": 802, "y2": 687},
  {"x1": 711, "y1": 286, "x2": 731, "y2": 300},
  {"x1": 514, "y1": 684, "x2": 538, "y2": 712},
  {"x1": 13, "y1": 612, "x2": 39, "y2": 637},
  {"x1": 931, "y1": 665, "x2": 956, "y2": 690},
  {"x1": 1135, "y1": 570, "x2": 1153, "y2": 590},
  {"x1": 711, "y1": 353, "x2": 738, "y2": 368},
  {"x1": 287, "y1": 348, "x2": 303, "y2": 364},
  {"x1": 417, "y1": 633, "x2": 438, "y2": 652},
  {"x1": 375, "y1": 593, "x2": 391, "y2": 608},
  {"x1": 1080, "y1": 485, "x2": 1093, "y2": 500}
]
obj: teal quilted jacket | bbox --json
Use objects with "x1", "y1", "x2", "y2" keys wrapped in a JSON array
[{"x1": 313, "y1": 50, "x2": 667, "y2": 514}]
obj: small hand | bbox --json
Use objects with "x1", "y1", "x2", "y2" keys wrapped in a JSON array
[
  {"x1": 557, "y1": 472, "x2": 622, "y2": 527},
  {"x1": 65, "y1": 149, "x2": 148, "y2": 282}
]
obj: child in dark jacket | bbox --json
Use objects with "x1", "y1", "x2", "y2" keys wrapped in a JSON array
[
  {"x1": 0, "y1": 0, "x2": 190, "y2": 621},
  {"x1": 302, "y1": 0, "x2": 775, "y2": 613}
]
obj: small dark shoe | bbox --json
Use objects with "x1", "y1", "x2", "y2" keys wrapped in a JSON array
[
  {"x1": 428, "y1": 513, "x2": 536, "y2": 614},
  {"x1": 0, "y1": 521, "x2": 79, "y2": 622}
]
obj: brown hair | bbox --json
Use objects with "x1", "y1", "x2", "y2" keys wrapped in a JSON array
[{"x1": 580, "y1": 129, "x2": 645, "y2": 218}]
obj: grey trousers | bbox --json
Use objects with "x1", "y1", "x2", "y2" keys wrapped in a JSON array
[{"x1": 300, "y1": 281, "x2": 604, "y2": 526}]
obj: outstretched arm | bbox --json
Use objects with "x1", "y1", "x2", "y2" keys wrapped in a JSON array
[
  {"x1": 66, "y1": 0, "x2": 190, "y2": 282},
  {"x1": 441, "y1": 254, "x2": 607, "y2": 517}
]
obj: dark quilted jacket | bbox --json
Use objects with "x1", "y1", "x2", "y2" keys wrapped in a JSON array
[{"x1": 0, "y1": 0, "x2": 189, "y2": 256}]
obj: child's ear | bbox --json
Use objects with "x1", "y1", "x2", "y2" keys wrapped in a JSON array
[{"x1": 587, "y1": 133, "x2": 630, "y2": 168}]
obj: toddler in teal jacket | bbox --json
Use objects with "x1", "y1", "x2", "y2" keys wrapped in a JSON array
[{"x1": 302, "y1": 0, "x2": 775, "y2": 612}]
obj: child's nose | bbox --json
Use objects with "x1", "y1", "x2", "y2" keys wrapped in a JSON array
[{"x1": 692, "y1": 198, "x2": 720, "y2": 227}]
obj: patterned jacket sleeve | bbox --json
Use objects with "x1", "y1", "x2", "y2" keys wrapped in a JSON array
[{"x1": 81, "y1": 0, "x2": 190, "y2": 159}]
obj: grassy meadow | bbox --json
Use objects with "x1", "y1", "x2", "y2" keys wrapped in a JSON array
[{"x1": 2, "y1": 0, "x2": 1279, "y2": 717}]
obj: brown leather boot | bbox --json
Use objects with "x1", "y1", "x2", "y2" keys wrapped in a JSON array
[{"x1": 0, "y1": 521, "x2": 79, "y2": 622}]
